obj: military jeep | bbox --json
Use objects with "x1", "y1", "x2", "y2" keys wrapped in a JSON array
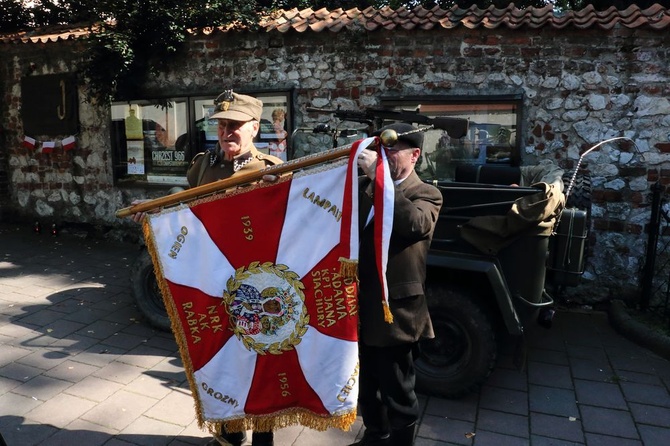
[{"x1": 415, "y1": 168, "x2": 588, "y2": 397}]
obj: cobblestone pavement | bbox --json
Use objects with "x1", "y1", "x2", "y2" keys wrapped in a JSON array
[{"x1": 1, "y1": 222, "x2": 669, "y2": 445}]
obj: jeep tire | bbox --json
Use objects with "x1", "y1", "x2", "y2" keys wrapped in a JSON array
[
  {"x1": 415, "y1": 283, "x2": 497, "y2": 398},
  {"x1": 130, "y1": 249, "x2": 171, "y2": 332}
]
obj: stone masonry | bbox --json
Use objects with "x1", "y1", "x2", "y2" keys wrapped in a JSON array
[{"x1": 1, "y1": 19, "x2": 670, "y2": 304}]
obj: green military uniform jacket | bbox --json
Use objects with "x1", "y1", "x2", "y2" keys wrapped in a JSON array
[{"x1": 186, "y1": 144, "x2": 283, "y2": 187}]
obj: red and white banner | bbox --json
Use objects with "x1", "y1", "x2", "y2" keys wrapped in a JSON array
[
  {"x1": 23, "y1": 136, "x2": 36, "y2": 150},
  {"x1": 62, "y1": 135, "x2": 76, "y2": 151},
  {"x1": 42, "y1": 141, "x2": 55, "y2": 154},
  {"x1": 143, "y1": 138, "x2": 392, "y2": 434}
]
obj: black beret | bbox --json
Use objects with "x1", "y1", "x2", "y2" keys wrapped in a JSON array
[{"x1": 373, "y1": 123, "x2": 424, "y2": 149}]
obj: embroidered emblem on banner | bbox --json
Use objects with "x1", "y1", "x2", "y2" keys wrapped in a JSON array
[{"x1": 224, "y1": 262, "x2": 307, "y2": 354}]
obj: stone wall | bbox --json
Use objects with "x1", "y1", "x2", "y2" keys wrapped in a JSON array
[{"x1": 2, "y1": 24, "x2": 670, "y2": 302}]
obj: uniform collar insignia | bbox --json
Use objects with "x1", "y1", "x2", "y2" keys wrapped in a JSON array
[
  {"x1": 233, "y1": 151, "x2": 253, "y2": 171},
  {"x1": 207, "y1": 147, "x2": 219, "y2": 167}
]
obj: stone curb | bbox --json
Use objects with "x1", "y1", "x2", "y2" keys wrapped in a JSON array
[{"x1": 608, "y1": 299, "x2": 670, "y2": 361}]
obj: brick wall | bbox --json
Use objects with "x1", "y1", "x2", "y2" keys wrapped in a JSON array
[{"x1": 1, "y1": 24, "x2": 670, "y2": 301}]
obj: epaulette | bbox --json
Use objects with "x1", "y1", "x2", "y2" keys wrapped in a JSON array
[
  {"x1": 190, "y1": 152, "x2": 205, "y2": 166},
  {"x1": 257, "y1": 153, "x2": 281, "y2": 166}
]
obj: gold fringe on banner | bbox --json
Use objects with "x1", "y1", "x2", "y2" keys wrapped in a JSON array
[
  {"x1": 208, "y1": 409, "x2": 357, "y2": 437},
  {"x1": 382, "y1": 301, "x2": 394, "y2": 324},
  {"x1": 338, "y1": 257, "x2": 358, "y2": 280},
  {"x1": 142, "y1": 218, "x2": 208, "y2": 428}
]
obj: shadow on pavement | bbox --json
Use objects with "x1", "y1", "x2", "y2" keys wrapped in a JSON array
[{"x1": 0, "y1": 415, "x2": 205, "y2": 446}]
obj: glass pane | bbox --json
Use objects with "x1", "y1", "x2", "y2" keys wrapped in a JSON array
[
  {"x1": 193, "y1": 93, "x2": 291, "y2": 161},
  {"x1": 193, "y1": 98, "x2": 219, "y2": 155},
  {"x1": 256, "y1": 94, "x2": 290, "y2": 162},
  {"x1": 384, "y1": 98, "x2": 520, "y2": 182},
  {"x1": 111, "y1": 99, "x2": 190, "y2": 186}
]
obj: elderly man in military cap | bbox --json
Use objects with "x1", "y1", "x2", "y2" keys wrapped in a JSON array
[
  {"x1": 131, "y1": 91, "x2": 283, "y2": 230},
  {"x1": 188, "y1": 91, "x2": 281, "y2": 446},
  {"x1": 188, "y1": 90, "x2": 283, "y2": 187},
  {"x1": 128, "y1": 91, "x2": 281, "y2": 444},
  {"x1": 352, "y1": 123, "x2": 442, "y2": 446}
]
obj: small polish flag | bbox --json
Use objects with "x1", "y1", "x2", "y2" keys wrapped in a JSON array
[
  {"x1": 23, "y1": 136, "x2": 36, "y2": 150},
  {"x1": 62, "y1": 135, "x2": 76, "y2": 151},
  {"x1": 42, "y1": 141, "x2": 55, "y2": 154}
]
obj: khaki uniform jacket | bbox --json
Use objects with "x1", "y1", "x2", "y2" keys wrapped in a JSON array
[
  {"x1": 357, "y1": 171, "x2": 443, "y2": 347},
  {"x1": 186, "y1": 144, "x2": 283, "y2": 187}
]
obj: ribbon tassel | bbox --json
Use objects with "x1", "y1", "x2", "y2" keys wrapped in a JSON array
[{"x1": 348, "y1": 137, "x2": 395, "y2": 324}]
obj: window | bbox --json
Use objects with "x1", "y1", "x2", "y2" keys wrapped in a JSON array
[
  {"x1": 255, "y1": 94, "x2": 291, "y2": 162},
  {"x1": 111, "y1": 99, "x2": 191, "y2": 186},
  {"x1": 110, "y1": 91, "x2": 292, "y2": 186},
  {"x1": 192, "y1": 93, "x2": 291, "y2": 162},
  {"x1": 381, "y1": 95, "x2": 522, "y2": 182}
]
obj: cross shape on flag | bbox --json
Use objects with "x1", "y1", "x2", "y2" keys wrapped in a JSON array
[{"x1": 143, "y1": 138, "x2": 394, "y2": 435}]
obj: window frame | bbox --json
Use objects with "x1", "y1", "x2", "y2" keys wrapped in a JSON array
[
  {"x1": 380, "y1": 94, "x2": 523, "y2": 175},
  {"x1": 110, "y1": 90, "x2": 293, "y2": 187}
]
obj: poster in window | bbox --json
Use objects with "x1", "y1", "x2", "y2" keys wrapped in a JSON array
[
  {"x1": 141, "y1": 101, "x2": 189, "y2": 183},
  {"x1": 256, "y1": 95, "x2": 289, "y2": 161},
  {"x1": 125, "y1": 106, "x2": 145, "y2": 174},
  {"x1": 126, "y1": 141, "x2": 145, "y2": 174},
  {"x1": 111, "y1": 102, "x2": 189, "y2": 184}
]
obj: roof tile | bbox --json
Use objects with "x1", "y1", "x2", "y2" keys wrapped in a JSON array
[{"x1": 2, "y1": 4, "x2": 669, "y2": 44}]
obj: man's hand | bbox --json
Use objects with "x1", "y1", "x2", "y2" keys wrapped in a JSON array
[
  {"x1": 357, "y1": 148, "x2": 377, "y2": 179},
  {"x1": 129, "y1": 187, "x2": 184, "y2": 223},
  {"x1": 129, "y1": 199, "x2": 152, "y2": 223},
  {"x1": 262, "y1": 174, "x2": 280, "y2": 183}
]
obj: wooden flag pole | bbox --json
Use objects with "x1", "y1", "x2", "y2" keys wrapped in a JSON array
[
  {"x1": 115, "y1": 141, "x2": 365, "y2": 219},
  {"x1": 115, "y1": 123, "x2": 448, "y2": 219}
]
